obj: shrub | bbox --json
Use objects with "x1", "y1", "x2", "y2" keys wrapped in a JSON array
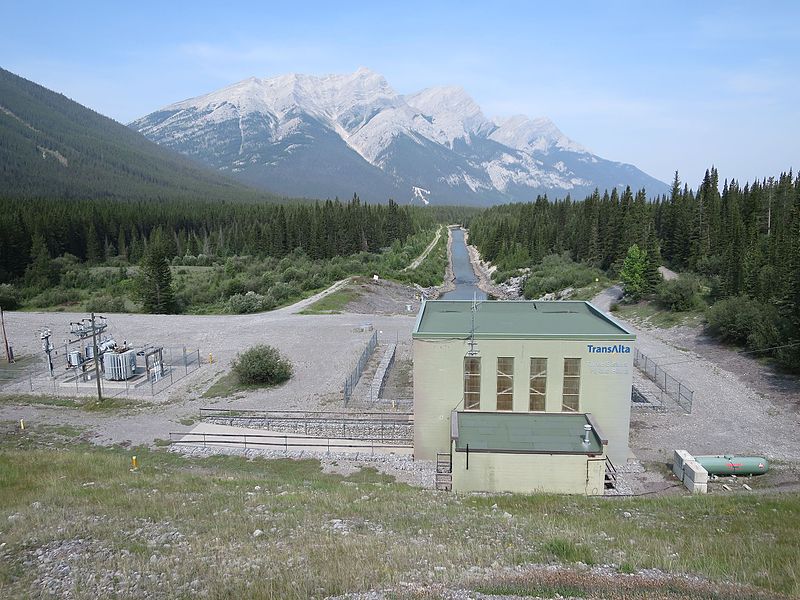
[
  {"x1": 231, "y1": 345, "x2": 293, "y2": 386},
  {"x1": 0, "y1": 284, "x2": 21, "y2": 310},
  {"x1": 268, "y1": 281, "x2": 297, "y2": 304},
  {"x1": 523, "y1": 253, "x2": 604, "y2": 299},
  {"x1": 226, "y1": 291, "x2": 274, "y2": 314},
  {"x1": 656, "y1": 275, "x2": 704, "y2": 311},
  {"x1": 85, "y1": 295, "x2": 126, "y2": 313},
  {"x1": 221, "y1": 278, "x2": 247, "y2": 299},
  {"x1": 705, "y1": 295, "x2": 778, "y2": 346},
  {"x1": 28, "y1": 287, "x2": 82, "y2": 308}
]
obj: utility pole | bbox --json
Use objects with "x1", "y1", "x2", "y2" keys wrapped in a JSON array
[
  {"x1": 91, "y1": 312, "x2": 103, "y2": 402},
  {"x1": 0, "y1": 306, "x2": 12, "y2": 364},
  {"x1": 40, "y1": 329, "x2": 54, "y2": 376}
]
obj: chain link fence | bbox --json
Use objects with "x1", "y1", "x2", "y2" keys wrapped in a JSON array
[
  {"x1": 343, "y1": 331, "x2": 378, "y2": 404},
  {"x1": 633, "y1": 348, "x2": 694, "y2": 413},
  {"x1": 0, "y1": 346, "x2": 202, "y2": 399}
]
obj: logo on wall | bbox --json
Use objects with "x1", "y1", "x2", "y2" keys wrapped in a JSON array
[{"x1": 587, "y1": 344, "x2": 631, "y2": 354}]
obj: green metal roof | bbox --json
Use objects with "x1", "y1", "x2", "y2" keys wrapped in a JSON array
[
  {"x1": 413, "y1": 300, "x2": 633, "y2": 340},
  {"x1": 453, "y1": 411, "x2": 603, "y2": 454}
]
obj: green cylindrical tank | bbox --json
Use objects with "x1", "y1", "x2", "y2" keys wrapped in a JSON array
[{"x1": 694, "y1": 455, "x2": 769, "y2": 475}]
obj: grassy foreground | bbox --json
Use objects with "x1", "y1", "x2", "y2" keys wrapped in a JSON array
[{"x1": 0, "y1": 424, "x2": 797, "y2": 599}]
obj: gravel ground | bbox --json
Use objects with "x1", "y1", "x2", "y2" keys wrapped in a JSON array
[
  {"x1": 590, "y1": 289, "x2": 800, "y2": 478},
  {"x1": 343, "y1": 278, "x2": 422, "y2": 316},
  {"x1": 0, "y1": 291, "x2": 417, "y2": 446}
]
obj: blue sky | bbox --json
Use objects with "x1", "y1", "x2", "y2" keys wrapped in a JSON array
[{"x1": 2, "y1": 1, "x2": 798, "y2": 187}]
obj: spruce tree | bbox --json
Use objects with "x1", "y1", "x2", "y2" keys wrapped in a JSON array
[{"x1": 138, "y1": 240, "x2": 176, "y2": 314}]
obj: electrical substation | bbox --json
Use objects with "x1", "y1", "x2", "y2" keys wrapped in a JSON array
[{"x1": 47, "y1": 315, "x2": 164, "y2": 390}]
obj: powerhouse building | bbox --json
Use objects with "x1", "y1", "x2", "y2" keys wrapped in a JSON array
[{"x1": 412, "y1": 300, "x2": 635, "y2": 495}]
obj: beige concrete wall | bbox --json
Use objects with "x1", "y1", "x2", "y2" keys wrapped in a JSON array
[
  {"x1": 413, "y1": 336, "x2": 633, "y2": 464},
  {"x1": 451, "y1": 449, "x2": 606, "y2": 495}
]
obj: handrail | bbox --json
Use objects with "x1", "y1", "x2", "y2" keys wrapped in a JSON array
[
  {"x1": 169, "y1": 431, "x2": 412, "y2": 453},
  {"x1": 170, "y1": 431, "x2": 411, "y2": 443}
]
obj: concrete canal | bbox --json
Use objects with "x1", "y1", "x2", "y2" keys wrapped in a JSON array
[{"x1": 442, "y1": 228, "x2": 488, "y2": 301}]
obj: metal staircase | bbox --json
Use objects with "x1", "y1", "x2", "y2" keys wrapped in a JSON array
[
  {"x1": 604, "y1": 456, "x2": 618, "y2": 489},
  {"x1": 435, "y1": 452, "x2": 452, "y2": 491}
]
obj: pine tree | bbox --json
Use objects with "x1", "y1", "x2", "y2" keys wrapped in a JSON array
[
  {"x1": 25, "y1": 232, "x2": 55, "y2": 290},
  {"x1": 138, "y1": 240, "x2": 176, "y2": 314},
  {"x1": 644, "y1": 237, "x2": 663, "y2": 291}
]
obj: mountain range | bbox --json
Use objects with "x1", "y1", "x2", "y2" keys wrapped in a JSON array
[{"x1": 131, "y1": 68, "x2": 669, "y2": 205}]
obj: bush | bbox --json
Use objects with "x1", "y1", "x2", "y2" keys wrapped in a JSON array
[
  {"x1": 226, "y1": 291, "x2": 275, "y2": 314},
  {"x1": 705, "y1": 295, "x2": 779, "y2": 347},
  {"x1": 268, "y1": 281, "x2": 297, "y2": 304},
  {"x1": 656, "y1": 275, "x2": 704, "y2": 311},
  {"x1": 0, "y1": 283, "x2": 20, "y2": 310},
  {"x1": 231, "y1": 345, "x2": 293, "y2": 386},
  {"x1": 85, "y1": 295, "x2": 126, "y2": 313},
  {"x1": 523, "y1": 253, "x2": 605, "y2": 299},
  {"x1": 28, "y1": 287, "x2": 82, "y2": 308}
]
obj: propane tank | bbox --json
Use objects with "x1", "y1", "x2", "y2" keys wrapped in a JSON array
[{"x1": 694, "y1": 455, "x2": 769, "y2": 476}]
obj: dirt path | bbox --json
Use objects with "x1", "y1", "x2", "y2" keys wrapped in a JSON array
[
  {"x1": 276, "y1": 277, "x2": 352, "y2": 315},
  {"x1": 591, "y1": 284, "x2": 623, "y2": 311},
  {"x1": 591, "y1": 288, "x2": 800, "y2": 466},
  {"x1": 404, "y1": 226, "x2": 442, "y2": 271}
]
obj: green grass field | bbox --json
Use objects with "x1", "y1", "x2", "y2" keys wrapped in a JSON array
[{"x1": 0, "y1": 423, "x2": 797, "y2": 599}]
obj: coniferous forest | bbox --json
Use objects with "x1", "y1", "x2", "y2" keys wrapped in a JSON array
[
  {"x1": 0, "y1": 195, "x2": 469, "y2": 315},
  {"x1": 0, "y1": 195, "x2": 420, "y2": 280},
  {"x1": 468, "y1": 169, "x2": 800, "y2": 371}
]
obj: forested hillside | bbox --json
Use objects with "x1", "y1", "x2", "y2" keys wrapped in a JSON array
[
  {"x1": 0, "y1": 192, "x2": 465, "y2": 315},
  {"x1": 469, "y1": 169, "x2": 800, "y2": 370},
  {"x1": 0, "y1": 196, "x2": 421, "y2": 283},
  {"x1": 0, "y1": 67, "x2": 284, "y2": 202}
]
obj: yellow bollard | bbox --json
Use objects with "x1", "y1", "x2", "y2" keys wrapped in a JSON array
[
  {"x1": 130, "y1": 455, "x2": 138, "y2": 471},
  {"x1": 209, "y1": 353, "x2": 213, "y2": 364},
  {"x1": 19, "y1": 419, "x2": 25, "y2": 431}
]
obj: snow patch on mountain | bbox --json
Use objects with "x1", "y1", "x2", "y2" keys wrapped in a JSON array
[{"x1": 130, "y1": 68, "x2": 669, "y2": 205}]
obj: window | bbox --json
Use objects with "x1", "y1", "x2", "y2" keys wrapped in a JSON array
[
  {"x1": 496, "y1": 357, "x2": 514, "y2": 411},
  {"x1": 529, "y1": 357, "x2": 547, "y2": 411},
  {"x1": 562, "y1": 358, "x2": 581, "y2": 412},
  {"x1": 464, "y1": 356, "x2": 481, "y2": 410}
]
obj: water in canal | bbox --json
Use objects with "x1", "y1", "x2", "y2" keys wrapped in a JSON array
[{"x1": 442, "y1": 228, "x2": 488, "y2": 300}]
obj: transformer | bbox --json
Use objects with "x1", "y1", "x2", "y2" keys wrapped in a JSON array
[{"x1": 103, "y1": 349, "x2": 137, "y2": 381}]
